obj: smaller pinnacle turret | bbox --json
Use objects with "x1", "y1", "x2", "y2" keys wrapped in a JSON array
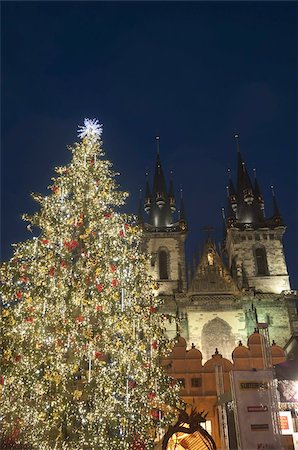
[
  {"x1": 253, "y1": 168, "x2": 265, "y2": 216},
  {"x1": 144, "y1": 172, "x2": 151, "y2": 213},
  {"x1": 271, "y1": 185, "x2": 283, "y2": 225},
  {"x1": 169, "y1": 170, "x2": 176, "y2": 212},
  {"x1": 138, "y1": 189, "x2": 144, "y2": 224}
]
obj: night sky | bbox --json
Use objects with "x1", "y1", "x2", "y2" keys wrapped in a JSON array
[{"x1": 2, "y1": 2, "x2": 297, "y2": 287}]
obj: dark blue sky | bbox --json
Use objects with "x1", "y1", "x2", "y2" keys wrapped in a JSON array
[{"x1": 2, "y1": 2, "x2": 297, "y2": 287}]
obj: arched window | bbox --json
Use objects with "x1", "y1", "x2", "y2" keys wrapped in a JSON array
[
  {"x1": 255, "y1": 246, "x2": 268, "y2": 276},
  {"x1": 159, "y1": 250, "x2": 169, "y2": 280}
]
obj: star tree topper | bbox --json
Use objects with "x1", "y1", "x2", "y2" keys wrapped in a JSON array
[{"x1": 78, "y1": 118, "x2": 103, "y2": 140}]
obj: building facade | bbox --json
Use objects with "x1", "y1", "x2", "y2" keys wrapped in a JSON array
[{"x1": 139, "y1": 135, "x2": 298, "y2": 363}]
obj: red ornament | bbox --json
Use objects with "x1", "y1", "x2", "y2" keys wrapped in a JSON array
[
  {"x1": 110, "y1": 264, "x2": 117, "y2": 273},
  {"x1": 15, "y1": 355, "x2": 21, "y2": 362},
  {"x1": 64, "y1": 240, "x2": 79, "y2": 251},
  {"x1": 104, "y1": 213, "x2": 112, "y2": 218},
  {"x1": 96, "y1": 305, "x2": 103, "y2": 311},
  {"x1": 16, "y1": 291, "x2": 23, "y2": 299},
  {"x1": 124, "y1": 223, "x2": 129, "y2": 230},
  {"x1": 147, "y1": 391, "x2": 156, "y2": 400},
  {"x1": 119, "y1": 230, "x2": 124, "y2": 237},
  {"x1": 52, "y1": 186, "x2": 59, "y2": 193},
  {"x1": 132, "y1": 435, "x2": 146, "y2": 450},
  {"x1": 21, "y1": 276, "x2": 29, "y2": 283},
  {"x1": 85, "y1": 276, "x2": 91, "y2": 284},
  {"x1": 95, "y1": 351, "x2": 104, "y2": 359},
  {"x1": 128, "y1": 379, "x2": 137, "y2": 389},
  {"x1": 111, "y1": 279, "x2": 118, "y2": 288},
  {"x1": 0, "y1": 375, "x2": 4, "y2": 385},
  {"x1": 24, "y1": 317, "x2": 33, "y2": 323},
  {"x1": 96, "y1": 283, "x2": 104, "y2": 292},
  {"x1": 41, "y1": 239, "x2": 49, "y2": 245},
  {"x1": 49, "y1": 267, "x2": 55, "y2": 277},
  {"x1": 149, "y1": 306, "x2": 156, "y2": 314},
  {"x1": 151, "y1": 340, "x2": 158, "y2": 350},
  {"x1": 75, "y1": 315, "x2": 84, "y2": 323},
  {"x1": 60, "y1": 260, "x2": 67, "y2": 268},
  {"x1": 151, "y1": 409, "x2": 160, "y2": 420}
]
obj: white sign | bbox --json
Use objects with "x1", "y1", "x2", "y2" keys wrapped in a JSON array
[{"x1": 230, "y1": 370, "x2": 281, "y2": 450}]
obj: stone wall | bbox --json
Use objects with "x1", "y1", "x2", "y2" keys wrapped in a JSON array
[{"x1": 226, "y1": 227, "x2": 290, "y2": 293}]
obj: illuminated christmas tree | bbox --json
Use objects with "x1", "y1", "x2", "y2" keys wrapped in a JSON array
[{"x1": 0, "y1": 119, "x2": 182, "y2": 450}]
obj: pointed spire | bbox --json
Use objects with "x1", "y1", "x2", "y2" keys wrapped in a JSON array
[
  {"x1": 168, "y1": 170, "x2": 176, "y2": 212},
  {"x1": 153, "y1": 137, "x2": 167, "y2": 208},
  {"x1": 271, "y1": 185, "x2": 283, "y2": 225},
  {"x1": 227, "y1": 168, "x2": 237, "y2": 213},
  {"x1": 178, "y1": 186, "x2": 187, "y2": 231},
  {"x1": 253, "y1": 168, "x2": 265, "y2": 215},
  {"x1": 234, "y1": 132, "x2": 254, "y2": 205},
  {"x1": 156, "y1": 135, "x2": 160, "y2": 155},
  {"x1": 144, "y1": 171, "x2": 151, "y2": 213},
  {"x1": 147, "y1": 138, "x2": 174, "y2": 228},
  {"x1": 179, "y1": 187, "x2": 186, "y2": 221},
  {"x1": 137, "y1": 189, "x2": 144, "y2": 224},
  {"x1": 225, "y1": 183, "x2": 236, "y2": 228}
]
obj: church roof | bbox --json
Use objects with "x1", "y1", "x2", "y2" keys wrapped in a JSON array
[
  {"x1": 141, "y1": 138, "x2": 187, "y2": 232},
  {"x1": 188, "y1": 238, "x2": 239, "y2": 294},
  {"x1": 225, "y1": 133, "x2": 284, "y2": 230}
]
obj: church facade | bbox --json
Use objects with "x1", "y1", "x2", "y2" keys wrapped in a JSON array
[{"x1": 139, "y1": 135, "x2": 298, "y2": 362}]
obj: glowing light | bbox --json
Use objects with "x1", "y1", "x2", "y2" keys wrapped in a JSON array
[{"x1": 78, "y1": 118, "x2": 103, "y2": 140}]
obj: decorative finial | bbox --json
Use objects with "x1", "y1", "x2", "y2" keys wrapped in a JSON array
[
  {"x1": 227, "y1": 167, "x2": 232, "y2": 179},
  {"x1": 139, "y1": 188, "x2": 142, "y2": 199},
  {"x1": 221, "y1": 207, "x2": 226, "y2": 219},
  {"x1": 271, "y1": 185, "x2": 275, "y2": 196},
  {"x1": 226, "y1": 185, "x2": 230, "y2": 197},
  {"x1": 253, "y1": 168, "x2": 257, "y2": 179},
  {"x1": 78, "y1": 118, "x2": 103, "y2": 140},
  {"x1": 156, "y1": 136, "x2": 160, "y2": 155},
  {"x1": 234, "y1": 131, "x2": 240, "y2": 153},
  {"x1": 180, "y1": 185, "x2": 183, "y2": 199}
]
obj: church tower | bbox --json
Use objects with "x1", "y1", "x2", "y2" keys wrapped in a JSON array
[
  {"x1": 140, "y1": 137, "x2": 187, "y2": 296},
  {"x1": 224, "y1": 134, "x2": 290, "y2": 294}
]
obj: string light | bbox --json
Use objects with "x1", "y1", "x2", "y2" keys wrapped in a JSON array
[{"x1": 0, "y1": 120, "x2": 182, "y2": 449}]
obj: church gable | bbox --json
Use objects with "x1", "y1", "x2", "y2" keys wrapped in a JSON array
[{"x1": 189, "y1": 239, "x2": 239, "y2": 294}]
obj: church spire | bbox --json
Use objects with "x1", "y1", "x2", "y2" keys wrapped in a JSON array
[
  {"x1": 144, "y1": 171, "x2": 151, "y2": 213},
  {"x1": 137, "y1": 188, "x2": 144, "y2": 225},
  {"x1": 153, "y1": 136, "x2": 167, "y2": 208},
  {"x1": 271, "y1": 185, "x2": 283, "y2": 225},
  {"x1": 178, "y1": 186, "x2": 187, "y2": 232},
  {"x1": 253, "y1": 168, "x2": 265, "y2": 216},
  {"x1": 227, "y1": 168, "x2": 237, "y2": 213},
  {"x1": 235, "y1": 132, "x2": 254, "y2": 205},
  {"x1": 143, "y1": 137, "x2": 175, "y2": 228},
  {"x1": 168, "y1": 170, "x2": 176, "y2": 212}
]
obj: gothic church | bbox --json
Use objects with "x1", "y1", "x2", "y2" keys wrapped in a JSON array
[{"x1": 139, "y1": 135, "x2": 298, "y2": 362}]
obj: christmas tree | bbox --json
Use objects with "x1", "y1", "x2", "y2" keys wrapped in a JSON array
[{"x1": 0, "y1": 119, "x2": 182, "y2": 450}]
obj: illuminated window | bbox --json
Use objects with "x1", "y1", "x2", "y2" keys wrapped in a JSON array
[
  {"x1": 255, "y1": 246, "x2": 268, "y2": 276},
  {"x1": 159, "y1": 250, "x2": 168, "y2": 279}
]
